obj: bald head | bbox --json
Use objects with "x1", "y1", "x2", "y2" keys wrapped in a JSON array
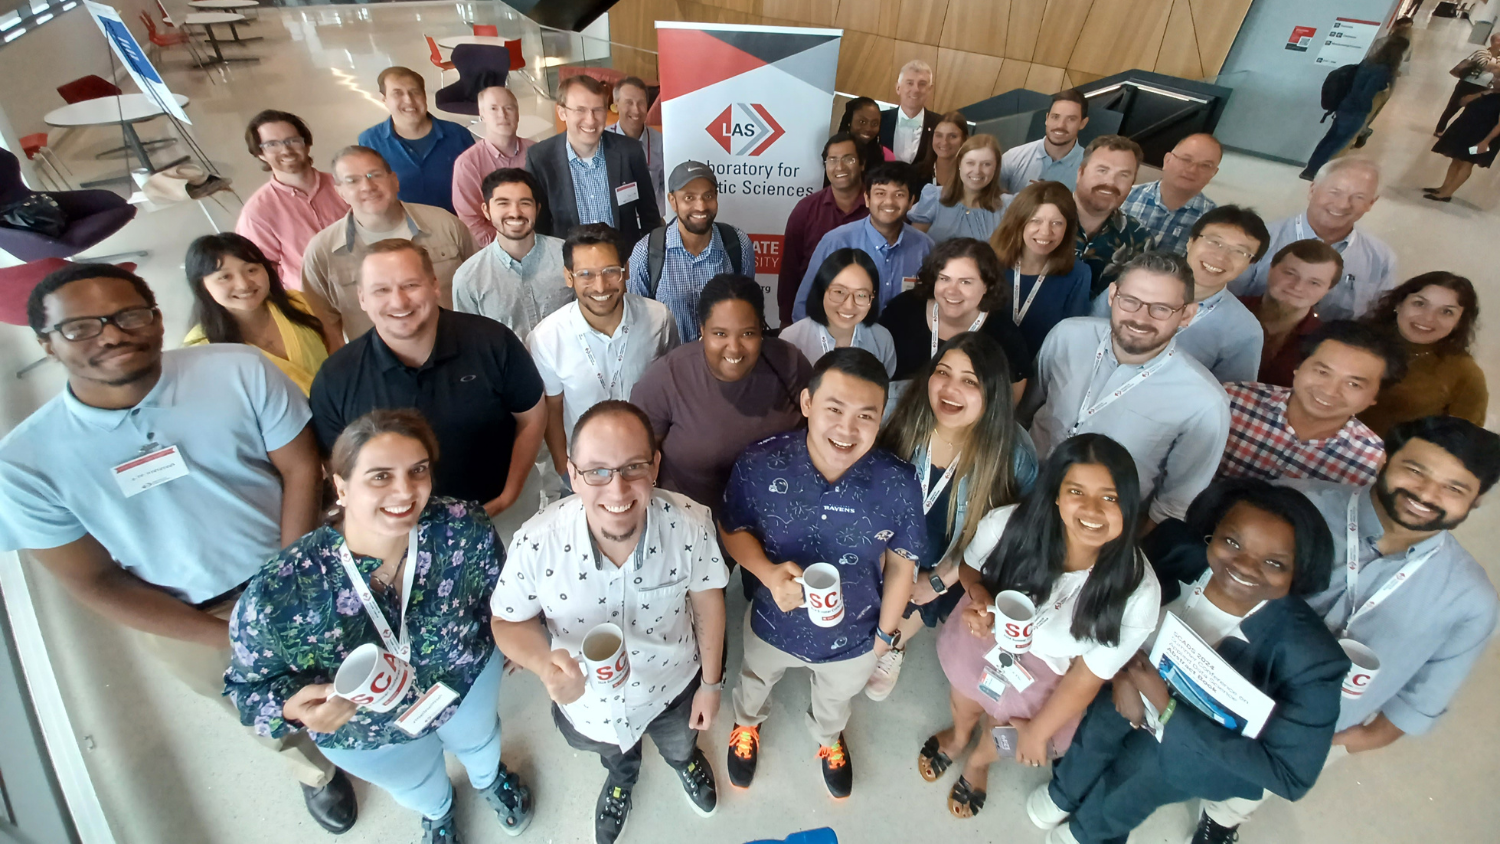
[{"x1": 1162, "y1": 133, "x2": 1222, "y2": 198}]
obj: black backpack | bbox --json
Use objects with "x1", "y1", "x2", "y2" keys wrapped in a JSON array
[
  {"x1": 1320, "y1": 63, "x2": 1359, "y2": 121},
  {"x1": 644, "y1": 222, "x2": 747, "y2": 297}
]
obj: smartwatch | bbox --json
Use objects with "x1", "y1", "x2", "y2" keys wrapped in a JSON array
[
  {"x1": 928, "y1": 573, "x2": 949, "y2": 595},
  {"x1": 875, "y1": 627, "x2": 902, "y2": 648}
]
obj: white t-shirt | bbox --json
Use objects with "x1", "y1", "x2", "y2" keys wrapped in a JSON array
[
  {"x1": 1143, "y1": 589, "x2": 1246, "y2": 654},
  {"x1": 963, "y1": 504, "x2": 1162, "y2": 678},
  {"x1": 355, "y1": 218, "x2": 413, "y2": 244}
]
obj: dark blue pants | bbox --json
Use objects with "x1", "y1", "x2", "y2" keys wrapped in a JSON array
[{"x1": 1301, "y1": 111, "x2": 1369, "y2": 179}]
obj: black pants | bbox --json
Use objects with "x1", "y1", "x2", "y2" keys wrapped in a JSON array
[
  {"x1": 1438, "y1": 80, "x2": 1487, "y2": 133},
  {"x1": 552, "y1": 674, "x2": 701, "y2": 788}
]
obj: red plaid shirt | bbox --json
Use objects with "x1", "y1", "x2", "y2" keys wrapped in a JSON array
[{"x1": 1218, "y1": 382, "x2": 1384, "y2": 485}]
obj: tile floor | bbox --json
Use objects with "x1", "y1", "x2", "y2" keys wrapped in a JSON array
[{"x1": 2, "y1": 7, "x2": 1498, "y2": 844}]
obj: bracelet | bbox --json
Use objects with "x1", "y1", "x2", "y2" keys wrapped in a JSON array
[
  {"x1": 700, "y1": 678, "x2": 724, "y2": 691},
  {"x1": 1158, "y1": 698, "x2": 1178, "y2": 725}
]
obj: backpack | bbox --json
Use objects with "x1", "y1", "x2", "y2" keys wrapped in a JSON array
[
  {"x1": 1320, "y1": 63, "x2": 1359, "y2": 121},
  {"x1": 644, "y1": 222, "x2": 747, "y2": 297}
]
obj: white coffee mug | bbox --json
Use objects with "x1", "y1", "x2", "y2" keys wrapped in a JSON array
[
  {"x1": 795, "y1": 562, "x2": 845, "y2": 627},
  {"x1": 334, "y1": 642, "x2": 415, "y2": 713},
  {"x1": 1339, "y1": 639, "x2": 1380, "y2": 699},
  {"x1": 993, "y1": 590, "x2": 1038, "y2": 654},
  {"x1": 581, "y1": 622, "x2": 631, "y2": 691}
]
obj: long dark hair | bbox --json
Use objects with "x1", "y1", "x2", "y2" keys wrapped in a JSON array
[
  {"x1": 1362, "y1": 271, "x2": 1479, "y2": 358},
  {"x1": 980, "y1": 434, "x2": 1144, "y2": 646},
  {"x1": 696, "y1": 273, "x2": 801, "y2": 411},
  {"x1": 837, "y1": 97, "x2": 886, "y2": 176},
  {"x1": 1182, "y1": 479, "x2": 1334, "y2": 598},
  {"x1": 185, "y1": 233, "x2": 324, "y2": 345},
  {"x1": 805, "y1": 247, "x2": 882, "y2": 327}
]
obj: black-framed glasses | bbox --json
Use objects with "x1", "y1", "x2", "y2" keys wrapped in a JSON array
[
  {"x1": 1114, "y1": 294, "x2": 1186, "y2": 320},
  {"x1": 258, "y1": 137, "x2": 308, "y2": 152},
  {"x1": 571, "y1": 266, "x2": 625, "y2": 283},
  {"x1": 40, "y1": 306, "x2": 158, "y2": 341},
  {"x1": 573, "y1": 462, "x2": 653, "y2": 486},
  {"x1": 825, "y1": 285, "x2": 872, "y2": 305}
]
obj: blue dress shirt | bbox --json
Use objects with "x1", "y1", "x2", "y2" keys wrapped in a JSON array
[{"x1": 358, "y1": 117, "x2": 474, "y2": 214}]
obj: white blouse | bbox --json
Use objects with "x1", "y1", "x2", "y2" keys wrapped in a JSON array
[{"x1": 778, "y1": 317, "x2": 898, "y2": 376}]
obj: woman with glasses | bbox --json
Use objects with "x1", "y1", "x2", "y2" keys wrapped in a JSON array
[
  {"x1": 910, "y1": 135, "x2": 1008, "y2": 245},
  {"x1": 914, "y1": 111, "x2": 970, "y2": 189},
  {"x1": 183, "y1": 233, "x2": 336, "y2": 395},
  {"x1": 779, "y1": 248, "x2": 897, "y2": 375},
  {"x1": 990, "y1": 182, "x2": 1093, "y2": 355}
]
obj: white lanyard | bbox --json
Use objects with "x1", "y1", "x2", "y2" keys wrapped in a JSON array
[
  {"x1": 1070, "y1": 336, "x2": 1175, "y2": 435},
  {"x1": 577, "y1": 323, "x2": 630, "y2": 399},
  {"x1": 1293, "y1": 215, "x2": 1357, "y2": 255},
  {"x1": 929, "y1": 300, "x2": 987, "y2": 358},
  {"x1": 1188, "y1": 292, "x2": 1220, "y2": 326},
  {"x1": 915, "y1": 439, "x2": 961, "y2": 515},
  {"x1": 338, "y1": 527, "x2": 421, "y2": 662},
  {"x1": 1340, "y1": 492, "x2": 1439, "y2": 636},
  {"x1": 1032, "y1": 576, "x2": 1087, "y2": 633},
  {"x1": 1012, "y1": 270, "x2": 1046, "y2": 325},
  {"x1": 1180, "y1": 568, "x2": 1266, "y2": 619}
]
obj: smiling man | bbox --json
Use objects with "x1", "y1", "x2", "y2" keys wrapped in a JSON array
[
  {"x1": 1073, "y1": 135, "x2": 1155, "y2": 298},
  {"x1": 1218, "y1": 320, "x2": 1403, "y2": 485},
  {"x1": 879, "y1": 59, "x2": 940, "y2": 164},
  {"x1": 720, "y1": 348, "x2": 926, "y2": 799},
  {"x1": 1122, "y1": 133, "x2": 1223, "y2": 255},
  {"x1": 1238, "y1": 239, "x2": 1344, "y2": 387},
  {"x1": 777, "y1": 133, "x2": 869, "y2": 326},
  {"x1": 1000, "y1": 89, "x2": 1090, "y2": 193},
  {"x1": 792, "y1": 162, "x2": 933, "y2": 320},
  {"x1": 357, "y1": 66, "x2": 474, "y2": 214},
  {"x1": 606, "y1": 77, "x2": 666, "y2": 217},
  {"x1": 1195, "y1": 415, "x2": 1500, "y2": 843},
  {"x1": 451, "y1": 86, "x2": 536, "y2": 246},
  {"x1": 235, "y1": 110, "x2": 349, "y2": 289},
  {"x1": 1229, "y1": 158, "x2": 1397, "y2": 320}
]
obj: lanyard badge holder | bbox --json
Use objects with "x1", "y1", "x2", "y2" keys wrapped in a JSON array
[{"x1": 1070, "y1": 336, "x2": 1175, "y2": 436}]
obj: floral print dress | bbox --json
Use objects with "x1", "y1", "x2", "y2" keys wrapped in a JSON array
[{"x1": 225, "y1": 497, "x2": 502, "y2": 750}]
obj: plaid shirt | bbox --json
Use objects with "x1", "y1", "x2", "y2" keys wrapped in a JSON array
[
  {"x1": 1218, "y1": 382, "x2": 1384, "y2": 485},
  {"x1": 626, "y1": 222, "x2": 754, "y2": 343},
  {"x1": 567, "y1": 141, "x2": 614, "y2": 226},
  {"x1": 1076, "y1": 209, "x2": 1155, "y2": 298},
  {"x1": 1121, "y1": 181, "x2": 1216, "y2": 255}
]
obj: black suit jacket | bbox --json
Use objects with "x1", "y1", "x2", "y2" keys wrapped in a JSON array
[
  {"x1": 524, "y1": 131, "x2": 663, "y2": 246},
  {"x1": 879, "y1": 107, "x2": 942, "y2": 164}
]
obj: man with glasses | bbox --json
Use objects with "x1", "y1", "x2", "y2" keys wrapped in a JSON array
[
  {"x1": 491, "y1": 400, "x2": 728, "y2": 844},
  {"x1": 1121, "y1": 133, "x2": 1223, "y2": 255},
  {"x1": 301, "y1": 145, "x2": 475, "y2": 341},
  {"x1": 236, "y1": 110, "x2": 348, "y2": 289},
  {"x1": 0, "y1": 264, "x2": 357, "y2": 833},
  {"x1": 452, "y1": 85, "x2": 535, "y2": 246},
  {"x1": 526, "y1": 75, "x2": 663, "y2": 247},
  {"x1": 357, "y1": 66, "x2": 474, "y2": 214},
  {"x1": 776, "y1": 133, "x2": 869, "y2": 326},
  {"x1": 529, "y1": 224, "x2": 678, "y2": 492},
  {"x1": 1032, "y1": 251, "x2": 1229, "y2": 529}
]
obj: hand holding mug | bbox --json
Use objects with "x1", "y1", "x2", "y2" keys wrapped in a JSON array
[
  {"x1": 767, "y1": 561, "x2": 806, "y2": 613},
  {"x1": 962, "y1": 593, "x2": 995, "y2": 639},
  {"x1": 284, "y1": 683, "x2": 358, "y2": 733},
  {"x1": 542, "y1": 648, "x2": 587, "y2": 704}
]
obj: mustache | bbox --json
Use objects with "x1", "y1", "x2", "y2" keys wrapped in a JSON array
[{"x1": 89, "y1": 341, "x2": 151, "y2": 367}]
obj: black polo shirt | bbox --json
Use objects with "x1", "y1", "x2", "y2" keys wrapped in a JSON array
[{"x1": 310, "y1": 309, "x2": 544, "y2": 505}]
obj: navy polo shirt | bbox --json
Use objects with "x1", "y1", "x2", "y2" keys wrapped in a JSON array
[
  {"x1": 721, "y1": 431, "x2": 927, "y2": 663},
  {"x1": 358, "y1": 117, "x2": 475, "y2": 213},
  {"x1": 309, "y1": 309, "x2": 544, "y2": 505}
]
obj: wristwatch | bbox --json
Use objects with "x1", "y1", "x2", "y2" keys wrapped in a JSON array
[
  {"x1": 928, "y1": 573, "x2": 949, "y2": 595},
  {"x1": 701, "y1": 678, "x2": 724, "y2": 691},
  {"x1": 875, "y1": 627, "x2": 902, "y2": 648}
]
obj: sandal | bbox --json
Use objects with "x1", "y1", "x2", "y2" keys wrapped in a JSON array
[
  {"x1": 947, "y1": 775, "x2": 987, "y2": 818},
  {"x1": 917, "y1": 734, "x2": 953, "y2": 782}
]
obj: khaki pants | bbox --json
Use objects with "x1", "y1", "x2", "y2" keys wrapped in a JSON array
[
  {"x1": 138, "y1": 596, "x2": 335, "y2": 788},
  {"x1": 730, "y1": 607, "x2": 880, "y2": 748},
  {"x1": 1201, "y1": 742, "x2": 1349, "y2": 826}
]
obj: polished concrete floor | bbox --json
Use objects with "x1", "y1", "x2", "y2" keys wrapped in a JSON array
[{"x1": 2, "y1": 6, "x2": 1498, "y2": 844}]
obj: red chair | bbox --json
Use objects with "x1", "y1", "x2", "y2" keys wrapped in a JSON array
[
  {"x1": 473, "y1": 24, "x2": 499, "y2": 37},
  {"x1": 57, "y1": 75, "x2": 122, "y2": 104},
  {"x1": 504, "y1": 38, "x2": 525, "y2": 72},
  {"x1": 18, "y1": 133, "x2": 70, "y2": 190},
  {"x1": 426, "y1": 35, "x2": 456, "y2": 85}
]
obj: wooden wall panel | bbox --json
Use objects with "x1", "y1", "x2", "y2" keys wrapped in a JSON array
[
  {"x1": 700, "y1": 0, "x2": 761, "y2": 13},
  {"x1": 1031, "y1": 0, "x2": 1094, "y2": 68},
  {"x1": 1067, "y1": 0, "x2": 1172, "y2": 78},
  {"x1": 834, "y1": 0, "x2": 903, "y2": 38},
  {"x1": 934, "y1": 48, "x2": 1005, "y2": 113},
  {"x1": 762, "y1": 0, "x2": 838, "y2": 26},
  {"x1": 939, "y1": 0, "x2": 1009, "y2": 56},
  {"x1": 1006, "y1": 0, "x2": 1048, "y2": 62},
  {"x1": 993, "y1": 59, "x2": 1034, "y2": 96},
  {"x1": 837, "y1": 29, "x2": 896, "y2": 98},
  {"x1": 1025, "y1": 62, "x2": 1068, "y2": 95},
  {"x1": 1188, "y1": 0, "x2": 1253, "y2": 75},
  {"x1": 896, "y1": 0, "x2": 951, "y2": 46},
  {"x1": 1153, "y1": 0, "x2": 1204, "y2": 79}
]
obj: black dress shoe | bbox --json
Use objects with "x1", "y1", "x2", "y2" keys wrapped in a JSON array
[
  {"x1": 1422, "y1": 193, "x2": 1453, "y2": 202},
  {"x1": 302, "y1": 769, "x2": 358, "y2": 834}
]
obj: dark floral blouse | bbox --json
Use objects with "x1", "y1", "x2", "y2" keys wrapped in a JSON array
[{"x1": 225, "y1": 498, "x2": 502, "y2": 750}]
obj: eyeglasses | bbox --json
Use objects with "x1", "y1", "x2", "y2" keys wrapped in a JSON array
[
  {"x1": 1167, "y1": 151, "x2": 1218, "y2": 174},
  {"x1": 562, "y1": 105, "x2": 607, "y2": 120},
  {"x1": 41, "y1": 306, "x2": 158, "y2": 341},
  {"x1": 825, "y1": 285, "x2": 872, "y2": 305},
  {"x1": 824, "y1": 154, "x2": 860, "y2": 167},
  {"x1": 1196, "y1": 234, "x2": 1257, "y2": 263},
  {"x1": 258, "y1": 137, "x2": 308, "y2": 152},
  {"x1": 1114, "y1": 294, "x2": 1186, "y2": 320},
  {"x1": 571, "y1": 266, "x2": 624, "y2": 283},
  {"x1": 574, "y1": 462, "x2": 653, "y2": 486},
  {"x1": 334, "y1": 170, "x2": 390, "y2": 186}
]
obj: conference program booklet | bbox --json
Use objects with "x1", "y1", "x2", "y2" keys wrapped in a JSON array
[{"x1": 1145, "y1": 612, "x2": 1275, "y2": 739}]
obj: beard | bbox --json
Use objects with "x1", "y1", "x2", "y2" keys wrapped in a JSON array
[
  {"x1": 1374, "y1": 473, "x2": 1466, "y2": 532},
  {"x1": 1111, "y1": 320, "x2": 1169, "y2": 356},
  {"x1": 600, "y1": 523, "x2": 639, "y2": 543},
  {"x1": 678, "y1": 213, "x2": 713, "y2": 236}
]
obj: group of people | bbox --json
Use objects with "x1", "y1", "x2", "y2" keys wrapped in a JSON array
[{"x1": 0, "y1": 51, "x2": 1495, "y2": 844}]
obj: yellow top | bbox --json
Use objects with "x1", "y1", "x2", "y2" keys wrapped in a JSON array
[{"x1": 183, "y1": 291, "x2": 328, "y2": 395}]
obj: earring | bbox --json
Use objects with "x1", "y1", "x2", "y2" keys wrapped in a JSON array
[{"x1": 1204, "y1": 535, "x2": 1213, "y2": 545}]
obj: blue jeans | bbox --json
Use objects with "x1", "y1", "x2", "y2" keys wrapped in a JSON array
[
  {"x1": 320, "y1": 652, "x2": 503, "y2": 820},
  {"x1": 1302, "y1": 110, "x2": 1368, "y2": 178}
]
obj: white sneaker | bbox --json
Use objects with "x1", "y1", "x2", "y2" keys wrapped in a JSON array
[
  {"x1": 1045, "y1": 824, "x2": 1080, "y2": 844},
  {"x1": 1027, "y1": 782, "x2": 1070, "y2": 830},
  {"x1": 863, "y1": 649, "x2": 904, "y2": 701}
]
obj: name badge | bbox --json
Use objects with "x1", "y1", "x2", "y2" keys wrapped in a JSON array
[
  {"x1": 982, "y1": 647, "x2": 1035, "y2": 692},
  {"x1": 112, "y1": 446, "x2": 189, "y2": 498},
  {"x1": 901, "y1": 276, "x2": 918, "y2": 293},
  {"x1": 394, "y1": 681, "x2": 460, "y2": 736},
  {"x1": 615, "y1": 181, "x2": 640, "y2": 206}
]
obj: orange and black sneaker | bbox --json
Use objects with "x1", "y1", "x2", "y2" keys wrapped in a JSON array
[
  {"x1": 726, "y1": 723, "x2": 761, "y2": 788},
  {"x1": 817, "y1": 733, "x2": 853, "y2": 798}
]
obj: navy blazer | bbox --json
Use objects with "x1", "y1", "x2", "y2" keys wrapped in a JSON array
[
  {"x1": 524, "y1": 131, "x2": 663, "y2": 247},
  {"x1": 1142, "y1": 519, "x2": 1350, "y2": 803}
]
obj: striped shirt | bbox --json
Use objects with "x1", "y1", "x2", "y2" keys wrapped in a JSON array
[
  {"x1": 626, "y1": 222, "x2": 754, "y2": 343},
  {"x1": 1217, "y1": 382, "x2": 1384, "y2": 486},
  {"x1": 567, "y1": 141, "x2": 614, "y2": 226},
  {"x1": 1121, "y1": 180, "x2": 1216, "y2": 256}
]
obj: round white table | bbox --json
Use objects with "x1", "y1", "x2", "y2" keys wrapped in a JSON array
[
  {"x1": 188, "y1": 0, "x2": 260, "y2": 8},
  {"x1": 182, "y1": 11, "x2": 261, "y2": 62},
  {"x1": 44, "y1": 94, "x2": 193, "y2": 181},
  {"x1": 436, "y1": 35, "x2": 513, "y2": 49}
]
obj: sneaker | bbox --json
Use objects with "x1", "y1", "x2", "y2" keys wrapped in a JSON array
[
  {"x1": 817, "y1": 733, "x2": 853, "y2": 798},
  {"x1": 863, "y1": 648, "x2": 904, "y2": 701},
  {"x1": 480, "y1": 762, "x2": 534, "y2": 837},
  {"x1": 594, "y1": 782, "x2": 632, "y2": 844},
  {"x1": 726, "y1": 724, "x2": 760, "y2": 788},
  {"x1": 1045, "y1": 823, "x2": 1081, "y2": 844},
  {"x1": 1026, "y1": 782, "x2": 1069, "y2": 830},
  {"x1": 674, "y1": 746, "x2": 718, "y2": 817},
  {"x1": 1189, "y1": 813, "x2": 1240, "y2": 844},
  {"x1": 421, "y1": 811, "x2": 463, "y2": 844}
]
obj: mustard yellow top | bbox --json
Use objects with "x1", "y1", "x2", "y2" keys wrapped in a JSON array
[{"x1": 183, "y1": 291, "x2": 328, "y2": 395}]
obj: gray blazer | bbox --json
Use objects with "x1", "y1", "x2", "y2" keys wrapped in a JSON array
[{"x1": 524, "y1": 131, "x2": 663, "y2": 246}]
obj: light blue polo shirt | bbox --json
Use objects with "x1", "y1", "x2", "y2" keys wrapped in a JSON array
[{"x1": 0, "y1": 345, "x2": 311, "y2": 604}]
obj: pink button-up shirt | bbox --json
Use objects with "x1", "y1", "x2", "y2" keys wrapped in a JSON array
[
  {"x1": 235, "y1": 169, "x2": 348, "y2": 290},
  {"x1": 451, "y1": 136, "x2": 536, "y2": 247}
]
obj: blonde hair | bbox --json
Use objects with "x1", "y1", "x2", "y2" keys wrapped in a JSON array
[{"x1": 939, "y1": 134, "x2": 1004, "y2": 212}]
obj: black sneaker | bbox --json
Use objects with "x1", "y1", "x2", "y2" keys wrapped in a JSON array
[
  {"x1": 301, "y1": 769, "x2": 358, "y2": 834},
  {"x1": 726, "y1": 723, "x2": 760, "y2": 788},
  {"x1": 674, "y1": 746, "x2": 718, "y2": 817},
  {"x1": 1190, "y1": 813, "x2": 1240, "y2": 844},
  {"x1": 817, "y1": 733, "x2": 853, "y2": 798},
  {"x1": 421, "y1": 810, "x2": 462, "y2": 844},
  {"x1": 481, "y1": 762, "x2": 534, "y2": 837},
  {"x1": 595, "y1": 781, "x2": 632, "y2": 844}
]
